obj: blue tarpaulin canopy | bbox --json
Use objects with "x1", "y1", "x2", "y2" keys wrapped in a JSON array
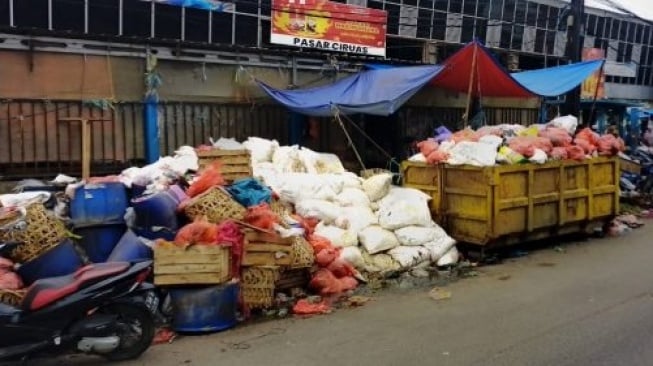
[
  {"x1": 511, "y1": 60, "x2": 605, "y2": 97},
  {"x1": 365, "y1": 42, "x2": 605, "y2": 98},
  {"x1": 256, "y1": 65, "x2": 444, "y2": 117},
  {"x1": 147, "y1": 0, "x2": 230, "y2": 11}
]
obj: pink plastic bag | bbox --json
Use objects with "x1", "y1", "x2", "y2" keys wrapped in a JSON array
[
  {"x1": 417, "y1": 139, "x2": 439, "y2": 157},
  {"x1": 326, "y1": 259, "x2": 356, "y2": 278},
  {"x1": 539, "y1": 127, "x2": 572, "y2": 147},
  {"x1": 316, "y1": 248, "x2": 339, "y2": 268},
  {"x1": 426, "y1": 150, "x2": 449, "y2": 165},
  {"x1": 550, "y1": 147, "x2": 569, "y2": 160},
  {"x1": 0, "y1": 272, "x2": 23, "y2": 290},
  {"x1": 566, "y1": 145, "x2": 586, "y2": 161}
]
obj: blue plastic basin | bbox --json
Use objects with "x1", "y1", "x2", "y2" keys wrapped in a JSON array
[
  {"x1": 74, "y1": 224, "x2": 126, "y2": 263},
  {"x1": 17, "y1": 239, "x2": 84, "y2": 285},
  {"x1": 169, "y1": 283, "x2": 239, "y2": 333},
  {"x1": 70, "y1": 183, "x2": 128, "y2": 227}
]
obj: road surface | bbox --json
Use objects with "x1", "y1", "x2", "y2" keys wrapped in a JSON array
[{"x1": 13, "y1": 223, "x2": 653, "y2": 366}]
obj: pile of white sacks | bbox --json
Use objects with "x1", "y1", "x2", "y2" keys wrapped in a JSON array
[{"x1": 241, "y1": 137, "x2": 460, "y2": 275}]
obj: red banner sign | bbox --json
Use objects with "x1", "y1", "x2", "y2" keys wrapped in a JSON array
[
  {"x1": 581, "y1": 48, "x2": 605, "y2": 99},
  {"x1": 271, "y1": 0, "x2": 387, "y2": 57}
]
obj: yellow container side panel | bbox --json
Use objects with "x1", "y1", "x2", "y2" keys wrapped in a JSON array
[{"x1": 401, "y1": 161, "x2": 443, "y2": 220}]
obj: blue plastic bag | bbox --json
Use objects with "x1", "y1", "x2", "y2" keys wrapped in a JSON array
[{"x1": 226, "y1": 178, "x2": 272, "y2": 207}]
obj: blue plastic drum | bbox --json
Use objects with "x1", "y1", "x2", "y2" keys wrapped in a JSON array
[
  {"x1": 70, "y1": 183, "x2": 128, "y2": 227},
  {"x1": 168, "y1": 283, "x2": 239, "y2": 333},
  {"x1": 107, "y1": 230, "x2": 153, "y2": 262},
  {"x1": 131, "y1": 191, "x2": 180, "y2": 231},
  {"x1": 17, "y1": 239, "x2": 84, "y2": 285},
  {"x1": 74, "y1": 224, "x2": 127, "y2": 263}
]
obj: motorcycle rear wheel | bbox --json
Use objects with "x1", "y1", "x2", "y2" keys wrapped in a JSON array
[{"x1": 102, "y1": 303, "x2": 155, "y2": 362}]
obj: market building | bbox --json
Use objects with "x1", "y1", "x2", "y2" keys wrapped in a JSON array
[{"x1": 0, "y1": 0, "x2": 650, "y2": 177}]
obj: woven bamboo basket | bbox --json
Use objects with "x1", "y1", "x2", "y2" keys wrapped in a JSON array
[
  {"x1": 0, "y1": 289, "x2": 26, "y2": 307},
  {"x1": 184, "y1": 187, "x2": 246, "y2": 223},
  {"x1": 241, "y1": 266, "x2": 280, "y2": 309},
  {"x1": 290, "y1": 236, "x2": 314, "y2": 269},
  {"x1": 0, "y1": 204, "x2": 68, "y2": 263}
]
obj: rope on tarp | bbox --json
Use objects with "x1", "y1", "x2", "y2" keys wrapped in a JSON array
[
  {"x1": 334, "y1": 110, "x2": 366, "y2": 171},
  {"x1": 339, "y1": 112, "x2": 403, "y2": 183}
]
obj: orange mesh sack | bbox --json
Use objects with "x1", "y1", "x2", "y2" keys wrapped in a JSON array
[{"x1": 187, "y1": 162, "x2": 226, "y2": 198}]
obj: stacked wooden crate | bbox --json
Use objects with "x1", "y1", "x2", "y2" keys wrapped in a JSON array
[
  {"x1": 153, "y1": 244, "x2": 231, "y2": 286},
  {"x1": 196, "y1": 149, "x2": 252, "y2": 182}
]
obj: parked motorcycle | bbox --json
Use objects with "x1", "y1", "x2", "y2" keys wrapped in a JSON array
[{"x1": 0, "y1": 242, "x2": 157, "y2": 363}]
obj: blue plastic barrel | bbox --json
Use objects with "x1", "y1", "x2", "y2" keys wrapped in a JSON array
[
  {"x1": 17, "y1": 239, "x2": 84, "y2": 285},
  {"x1": 168, "y1": 283, "x2": 239, "y2": 333},
  {"x1": 74, "y1": 224, "x2": 127, "y2": 263},
  {"x1": 107, "y1": 230, "x2": 153, "y2": 262},
  {"x1": 132, "y1": 191, "x2": 180, "y2": 231},
  {"x1": 70, "y1": 183, "x2": 128, "y2": 227},
  {"x1": 132, "y1": 227, "x2": 177, "y2": 242}
]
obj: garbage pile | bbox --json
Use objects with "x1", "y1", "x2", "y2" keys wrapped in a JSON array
[
  {"x1": 0, "y1": 135, "x2": 460, "y2": 330},
  {"x1": 409, "y1": 115, "x2": 626, "y2": 167}
]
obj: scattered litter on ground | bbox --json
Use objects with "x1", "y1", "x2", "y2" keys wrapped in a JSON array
[{"x1": 428, "y1": 287, "x2": 452, "y2": 301}]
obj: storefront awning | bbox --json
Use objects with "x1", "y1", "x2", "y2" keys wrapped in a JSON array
[{"x1": 256, "y1": 65, "x2": 444, "y2": 117}]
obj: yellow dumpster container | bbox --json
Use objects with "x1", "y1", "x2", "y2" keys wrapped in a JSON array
[{"x1": 402, "y1": 157, "x2": 620, "y2": 247}]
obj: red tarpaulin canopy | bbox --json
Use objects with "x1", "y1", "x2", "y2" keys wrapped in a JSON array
[{"x1": 432, "y1": 41, "x2": 534, "y2": 98}]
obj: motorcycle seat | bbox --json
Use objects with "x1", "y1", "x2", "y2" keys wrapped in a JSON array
[{"x1": 21, "y1": 262, "x2": 130, "y2": 311}]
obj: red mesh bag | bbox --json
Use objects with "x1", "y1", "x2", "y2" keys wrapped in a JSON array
[
  {"x1": 292, "y1": 298, "x2": 332, "y2": 315},
  {"x1": 293, "y1": 215, "x2": 319, "y2": 236},
  {"x1": 476, "y1": 126, "x2": 503, "y2": 137},
  {"x1": 509, "y1": 136, "x2": 553, "y2": 157},
  {"x1": 309, "y1": 269, "x2": 343, "y2": 295},
  {"x1": 338, "y1": 276, "x2": 358, "y2": 291},
  {"x1": 0, "y1": 258, "x2": 13, "y2": 273},
  {"x1": 244, "y1": 203, "x2": 280, "y2": 230},
  {"x1": 576, "y1": 128, "x2": 600, "y2": 145},
  {"x1": 417, "y1": 140, "x2": 439, "y2": 157},
  {"x1": 174, "y1": 217, "x2": 218, "y2": 247},
  {"x1": 326, "y1": 259, "x2": 357, "y2": 278},
  {"x1": 308, "y1": 235, "x2": 333, "y2": 254},
  {"x1": 0, "y1": 272, "x2": 23, "y2": 290},
  {"x1": 315, "y1": 247, "x2": 339, "y2": 267},
  {"x1": 539, "y1": 127, "x2": 572, "y2": 147},
  {"x1": 186, "y1": 162, "x2": 225, "y2": 198},
  {"x1": 574, "y1": 138, "x2": 596, "y2": 154},
  {"x1": 566, "y1": 145, "x2": 586, "y2": 161},
  {"x1": 216, "y1": 220, "x2": 244, "y2": 277}
]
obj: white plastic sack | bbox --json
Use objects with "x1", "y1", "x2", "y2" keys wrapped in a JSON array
[
  {"x1": 272, "y1": 145, "x2": 305, "y2": 173},
  {"x1": 437, "y1": 246, "x2": 460, "y2": 266},
  {"x1": 295, "y1": 199, "x2": 341, "y2": 223},
  {"x1": 549, "y1": 115, "x2": 578, "y2": 135},
  {"x1": 243, "y1": 137, "x2": 279, "y2": 163},
  {"x1": 478, "y1": 135, "x2": 503, "y2": 150},
  {"x1": 362, "y1": 251, "x2": 401, "y2": 273},
  {"x1": 358, "y1": 226, "x2": 399, "y2": 254},
  {"x1": 408, "y1": 153, "x2": 427, "y2": 162},
  {"x1": 273, "y1": 173, "x2": 340, "y2": 203},
  {"x1": 378, "y1": 186, "x2": 431, "y2": 208},
  {"x1": 378, "y1": 200, "x2": 431, "y2": 230},
  {"x1": 335, "y1": 188, "x2": 371, "y2": 207},
  {"x1": 339, "y1": 246, "x2": 366, "y2": 270},
  {"x1": 210, "y1": 137, "x2": 244, "y2": 150},
  {"x1": 447, "y1": 141, "x2": 498, "y2": 167},
  {"x1": 0, "y1": 192, "x2": 51, "y2": 208},
  {"x1": 300, "y1": 148, "x2": 346, "y2": 174},
  {"x1": 423, "y1": 235, "x2": 457, "y2": 262},
  {"x1": 394, "y1": 226, "x2": 440, "y2": 246},
  {"x1": 388, "y1": 246, "x2": 431, "y2": 268},
  {"x1": 529, "y1": 148, "x2": 547, "y2": 164},
  {"x1": 314, "y1": 222, "x2": 358, "y2": 248},
  {"x1": 362, "y1": 173, "x2": 392, "y2": 202},
  {"x1": 334, "y1": 206, "x2": 377, "y2": 234},
  {"x1": 333, "y1": 172, "x2": 363, "y2": 189}
]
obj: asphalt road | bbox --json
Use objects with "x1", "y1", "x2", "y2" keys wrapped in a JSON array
[{"x1": 13, "y1": 222, "x2": 653, "y2": 366}]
